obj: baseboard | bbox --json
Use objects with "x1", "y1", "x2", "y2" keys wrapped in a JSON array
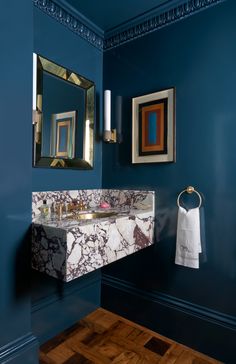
[
  {"x1": 0, "y1": 333, "x2": 38, "y2": 364},
  {"x1": 102, "y1": 274, "x2": 236, "y2": 331},
  {"x1": 32, "y1": 271, "x2": 101, "y2": 344},
  {"x1": 102, "y1": 273, "x2": 236, "y2": 363}
]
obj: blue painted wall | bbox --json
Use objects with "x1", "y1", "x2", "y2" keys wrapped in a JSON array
[
  {"x1": 31, "y1": 6, "x2": 103, "y2": 344},
  {"x1": 102, "y1": 0, "x2": 236, "y2": 362},
  {"x1": 0, "y1": 1, "x2": 38, "y2": 363}
]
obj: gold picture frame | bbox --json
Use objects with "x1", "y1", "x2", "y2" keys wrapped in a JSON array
[{"x1": 50, "y1": 111, "x2": 76, "y2": 159}]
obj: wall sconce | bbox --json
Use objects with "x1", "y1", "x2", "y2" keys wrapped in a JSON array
[
  {"x1": 32, "y1": 53, "x2": 42, "y2": 143},
  {"x1": 103, "y1": 90, "x2": 122, "y2": 143},
  {"x1": 33, "y1": 93, "x2": 42, "y2": 144}
]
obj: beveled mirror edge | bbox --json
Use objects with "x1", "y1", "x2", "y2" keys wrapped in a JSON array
[{"x1": 32, "y1": 53, "x2": 95, "y2": 170}]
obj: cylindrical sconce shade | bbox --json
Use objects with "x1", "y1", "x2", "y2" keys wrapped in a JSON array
[
  {"x1": 104, "y1": 90, "x2": 111, "y2": 131},
  {"x1": 32, "y1": 53, "x2": 37, "y2": 111}
]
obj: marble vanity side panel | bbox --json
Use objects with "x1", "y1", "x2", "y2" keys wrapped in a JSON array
[
  {"x1": 65, "y1": 210, "x2": 155, "y2": 282},
  {"x1": 66, "y1": 223, "x2": 106, "y2": 282},
  {"x1": 32, "y1": 224, "x2": 67, "y2": 281}
]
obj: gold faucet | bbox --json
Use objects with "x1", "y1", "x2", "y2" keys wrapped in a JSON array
[
  {"x1": 55, "y1": 203, "x2": 63, "y2": 219},
  {"x1": 68, "y1": 199, "x2": 88, "y2": 212},
  {"x1": 77, "y1": 200, "x2": 87, "y2": 211}
]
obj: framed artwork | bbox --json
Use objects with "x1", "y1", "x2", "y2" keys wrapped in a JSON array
[
  {"x1": 50, "y1": 111, "x2": 76, "y2": 159},
  {"x1": 132, "y1": 88, "x2": 175, "y2": 163}
]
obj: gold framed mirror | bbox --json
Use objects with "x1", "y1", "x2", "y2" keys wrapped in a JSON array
[{"x1": 32, "y1": 54, "x2": 95, "y2": 169}]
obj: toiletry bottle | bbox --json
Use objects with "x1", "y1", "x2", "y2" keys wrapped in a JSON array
[{"x1": 40, "y1": 200, "x2": 50, "y2": 219}]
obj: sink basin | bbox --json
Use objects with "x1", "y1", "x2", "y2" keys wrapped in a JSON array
[{"x1": 66, "y1": 211, "x2": 118, "y2": 220}]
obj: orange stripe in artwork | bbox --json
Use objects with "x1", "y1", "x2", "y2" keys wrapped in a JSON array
[{"x1": 141, "y1": 103, "x2": 165, "y2": 153}]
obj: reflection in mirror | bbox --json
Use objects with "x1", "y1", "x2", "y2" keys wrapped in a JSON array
[{"x1": 33, "y1": 54, "x2": 95, "y2": 169}]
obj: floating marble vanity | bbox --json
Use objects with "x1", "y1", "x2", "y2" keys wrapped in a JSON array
[{"x1": 32, "y1": 189, "x2": 155, "y2": 282}]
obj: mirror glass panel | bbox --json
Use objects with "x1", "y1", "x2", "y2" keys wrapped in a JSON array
[{"x1": 33, "y1": 54, "x2": 95, "y2": 169}]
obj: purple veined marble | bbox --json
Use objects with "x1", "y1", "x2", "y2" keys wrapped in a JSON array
[
  {"x1": 32, "y1": 189, "x2": 155, "y2": 282},
  {"x1": 32, "y1": 189, "x2": 154, "y2": 218}
]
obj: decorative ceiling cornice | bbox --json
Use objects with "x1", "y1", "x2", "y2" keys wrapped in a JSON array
[
  {"x1": 104, "y1": 0, "x2": 226, "y2": 50},
  {"x1": 33, "y1": 0, "x2": 104, "y2": 50},
  {"x1": 33, "y1": 0, "x2": 226, "y2": 52}
]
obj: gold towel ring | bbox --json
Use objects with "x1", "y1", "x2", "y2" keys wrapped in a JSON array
[{"x1": 177, "y1": 186, "x2": 202, "y2": 208}]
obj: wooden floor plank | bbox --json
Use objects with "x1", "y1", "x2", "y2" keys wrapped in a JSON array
[
  {"x1": 112, "y1": 321, "x2": 135, "y2": 338},
  {"x1": 82, "y1": 309, "x2": 118, "y2": 334},
  {"x1": 68, "y1": 341, "x2": 112, "y2": 364},
  {"x1": 127, "y1": 327, "x2": 142, "y2": 341},
  {"x1": 111, "y1": 350, "x2": 151, "y2": 364},
  {"x1": 158, "y1": 344, "x2": 184, "y2": 364},
  {"x1": 99, "y1": 308, "x2": 175, "y2": 347},
  {"x1": 39, "y1": 351, "x2": 56, "y2": 364},
  {"x1": 109, "y1": 335, "x2": 161, "y2": 363},
  {"x1": 46, "y1": 343, "x2": 75, "y2": 364},
  {"x1": 133, "y1": 331, "x2": 152, "y2": 346},
  {"x1": 39, "y1": 308, "x2": 222, "y2": 364},
  {"x1": 63, "y1": 352, "x2": 94, "y2": 364},
  {"x1": 64, "y1": 327, "x2": 93, "y2": 348}
]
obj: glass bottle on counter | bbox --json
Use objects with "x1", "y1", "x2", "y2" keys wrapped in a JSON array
[{"x1": 39, "y1": 199, "x2": 51, "y2": 219}]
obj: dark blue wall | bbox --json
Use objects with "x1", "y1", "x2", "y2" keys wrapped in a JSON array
[
  {"x1": 0, "y1": 1, "x2": 38, "y2": 363},
  {"x1": 102, "y1": 1, "x2": 236, "y2": 362},
  {"x1": 31, "y1": 6, "x2": 103, "y2": 345}
]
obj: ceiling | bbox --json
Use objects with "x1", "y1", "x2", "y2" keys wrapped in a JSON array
[{"x1": 60, "y1": 0, "x2": 177, "y2": 32}]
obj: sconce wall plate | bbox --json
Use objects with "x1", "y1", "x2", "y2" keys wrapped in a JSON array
[{"x1": 103, "y1": 129, "x2": 117, "y2": 143}]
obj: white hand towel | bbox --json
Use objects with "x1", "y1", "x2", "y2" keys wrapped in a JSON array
[{"x1": 175, "y1": 206, "x2": 202, "y2": 269}]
